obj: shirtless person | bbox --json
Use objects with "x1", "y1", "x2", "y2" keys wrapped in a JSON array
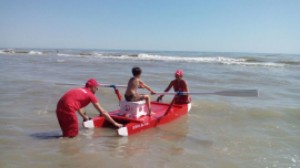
[{"x1": 125, "y1": 67, "x2": 156, "y2": 115}]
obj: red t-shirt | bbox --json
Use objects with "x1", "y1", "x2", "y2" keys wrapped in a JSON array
[{"x1": 57, "y1": 87, "x2": 98, "y2": 113}]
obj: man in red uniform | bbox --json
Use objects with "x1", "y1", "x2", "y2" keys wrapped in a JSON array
[
  {"x1": 56, "y1": 78, "x2": 123, "y2": 137},
  {"x1": 157, "y1": 69, "x2": 191, "y2": 104}
]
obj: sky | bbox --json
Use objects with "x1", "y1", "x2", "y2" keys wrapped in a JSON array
[{"x1": 0, "y1": 0, "x2": 299, "y2": 54}]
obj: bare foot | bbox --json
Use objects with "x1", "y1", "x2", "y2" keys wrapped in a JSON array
[
  {"x1": 148, "y1": 110, "x2": 155, "y2": 116},
  {"x1": 148, "y1": 110, "x2": 152, "y2": 116}
]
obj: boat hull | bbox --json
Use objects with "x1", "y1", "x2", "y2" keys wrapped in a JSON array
[{"x1": 83, "y1": 101, "x2": 191, "y2": 136}]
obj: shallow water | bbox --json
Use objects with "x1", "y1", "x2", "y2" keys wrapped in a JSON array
[{"x1": 0, "y1": 49, "x2": 299, "y2": 168}]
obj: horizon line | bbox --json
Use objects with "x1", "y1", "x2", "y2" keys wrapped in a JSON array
[{"x1": 0, "y1": 46, "x2": 299, "y2": 55}]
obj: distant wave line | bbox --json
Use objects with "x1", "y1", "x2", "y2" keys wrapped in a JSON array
[
  {"x1": 93, "y1": 53, "x2": 286, "y2": 67},
  {"x1": 1, "y1": 49, "x2": 298, "y2": 67}
]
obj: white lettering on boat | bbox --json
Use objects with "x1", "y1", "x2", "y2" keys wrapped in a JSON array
[{"x1": 132, "y1": 122, "x2": 150, "y2": 130}]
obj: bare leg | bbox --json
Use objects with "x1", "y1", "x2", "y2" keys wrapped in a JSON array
[
  {"x1": 136, "y1": 94, "x2": 152, "y2": 116},
  {"x1": 143, "y1": 95, "x2": 152, "y2": 115}
]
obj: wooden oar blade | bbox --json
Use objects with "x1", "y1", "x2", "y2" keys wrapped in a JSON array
[{"x1": 214, "y1": 90, "x2": 259, "y2": 97}]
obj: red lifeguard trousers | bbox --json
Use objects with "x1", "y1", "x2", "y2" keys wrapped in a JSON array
[
  {"x1": 56, "y1": 87, "x2": 98, "y2": 137},
  {"x1": 56, "y1": 108, "x2": 78, "y2": 137}
]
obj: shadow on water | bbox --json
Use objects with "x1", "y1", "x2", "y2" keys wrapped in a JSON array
[
  {"x1": 30, "y1": 130, "x2": 120, "y2": 140},
  {"x1": 30, "y1": 131, "x2": 62, "y2": 140}
]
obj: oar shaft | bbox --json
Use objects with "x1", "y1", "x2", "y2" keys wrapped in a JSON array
[
  {"x1": 55, "y1": 82, "x2": 127, "y2": 88},
  {"x1": 154, "y1": 89, "x2": 259, "y2": 97},
  {"x1": 56, "y1": 82, "x2": 258, "y2": 97},
  {"x1": 102, "y1": 84, "x2": 127, "y2": 88}
]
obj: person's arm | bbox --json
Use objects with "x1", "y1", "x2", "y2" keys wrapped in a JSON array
[
  {"x1": 183, "y1": 80, "x2": 189, "y2": 92},
  {"x1": 157, "y1": 81, "x2": 173, "y2": 102},
  {"x1": 164, "y1": 81, "x2": 173, "y2": 92},
  {"x1": 77, "y1": 108, "x2": 90, "y2": 121},
  {"x1": 139, "y1": 80, "x2": 156, "y2": 94},
  {"x1": 93, "y1": 102, "x2": 123, "y2": 128}
]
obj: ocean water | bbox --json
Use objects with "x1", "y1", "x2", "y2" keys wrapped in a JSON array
[{"x1": 0, "y1": 48, "x2": 299, "y2": 168}]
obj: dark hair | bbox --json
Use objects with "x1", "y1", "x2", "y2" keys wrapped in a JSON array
[{"x1": 132, "y1": 67, "x2": 142, "y2": 76}]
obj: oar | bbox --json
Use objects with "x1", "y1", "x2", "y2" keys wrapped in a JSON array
[
  {"x1": 54, "y1": 82, "x2": 127, "y2": 88},
  {"x1": 55, "y1": 82, "x2": 258, "y2": 97},
  {"x1": 155, "y1": 96, "x2": 177, "y2": 122},
  {"x1": 154, "y1": 89, "x2": 259, "y2": 97}
]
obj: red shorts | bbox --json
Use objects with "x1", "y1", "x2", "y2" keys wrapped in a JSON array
[{"x1": 56, "y1": 110, "x2": 78, "y2": 137}]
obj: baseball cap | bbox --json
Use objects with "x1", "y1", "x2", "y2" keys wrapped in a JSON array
[
  {"x1": 85, "y1": 78, "x2": 100, "y2": 87},
  {"x1": 175, "y1": 69, "x2": 183, "y2": 77}
]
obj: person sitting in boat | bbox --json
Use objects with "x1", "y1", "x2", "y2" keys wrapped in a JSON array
[
  {"x1": 157, "y1": 69, "x2": 191, "y2": 104},
  {"x1": 56, "y1": 78, "x2": 123, "y2": 138},
  {"x1": 124, "y1": 67, "x2": 156, "y2": 115}
]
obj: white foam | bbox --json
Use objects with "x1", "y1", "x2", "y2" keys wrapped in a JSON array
[
  {"x1": 222, "y1": 61, "x2": 285, "y2": 67},
  {"x1": 141, "y1": 54, "x2": 285, "y2": 67},
  {"x1": 91, "y1": 52, "x2": 103, "y2": 57},
  {"x1": 110, "y1": 53, "x2": 244, "y2": 64},
  {"x1": 2, "y1": 49, "x2": 286, "y2": 67},
  {"x1": 28, "y1": 50, "x2": 43, "y2": 55},
  {"x1": 97, "y1": 53, "x2": 283, "y2": 67},
  {"x1": 137, "y1": 53, "x2": 246, "y2": 63},
  {"x1": 56, "y1": 59, "x2": 65, "y2": 63},
  {"x1": 57, "y1": 53, "x2": 74, "y2": 57}
]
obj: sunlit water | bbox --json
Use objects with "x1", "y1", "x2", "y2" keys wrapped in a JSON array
[{"x1": 0, "y1": 49, "x2": 299, "y2": 168}]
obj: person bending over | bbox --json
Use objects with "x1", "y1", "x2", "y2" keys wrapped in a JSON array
[{"x1": 56, "y1": 78, "x2": 123, "y2": 138}]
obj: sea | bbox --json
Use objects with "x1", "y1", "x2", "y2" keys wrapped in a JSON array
[{"x1": 0, "y1": 48, "x2": 299, "y2": 168}]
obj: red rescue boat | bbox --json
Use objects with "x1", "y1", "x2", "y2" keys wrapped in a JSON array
[{"x1": 83, "y1": 101, "x2": 191, "y2": 136}]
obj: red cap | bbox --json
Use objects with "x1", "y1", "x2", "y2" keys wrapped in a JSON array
[
  {"x1": 85, "y1": 78, "x2": 100, "y2": 87},
  {"x1": 175, "y1": 69, "x2": 183, "y2": 77}
]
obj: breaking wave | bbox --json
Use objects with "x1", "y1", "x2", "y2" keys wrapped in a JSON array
[
  {"x1": 95, "y1": 53, "x2": 286, "y2": 67},
  {"x1": 0, "y1": 49, "x2": 43, "y2": 55},
  {"x1": 1, "y1": 49, "x2": 299, "y2": 67}
]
